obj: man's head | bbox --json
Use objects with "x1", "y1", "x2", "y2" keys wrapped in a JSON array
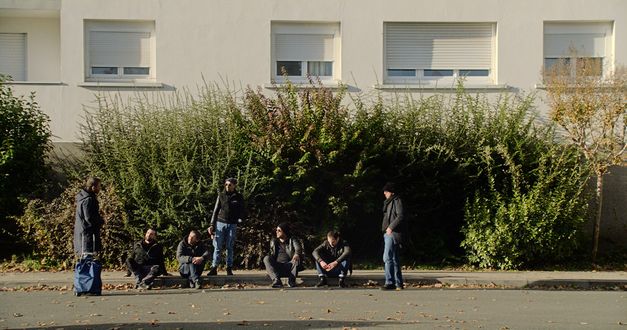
[
  {"x1": 276, "y1": 222, "x2": 290, "y2": 240},
  {"x1": 383, "y1": 182, "x2": 396, "y2": 199},
  {"x1": 326, "y1": 230, "x2": 340, "y2": 247},
  {"x1": 224, "y1": 178, "x2": 237, "y2": 193},
  {"x1": 85, "y1": 176, "x2": 101, "y2": 194},
  {"x1": 144, "y1": 228, "x2": 157, "y2": 244},
  {"x1": 188, "y1": 230, "x2": 201, "y2": 245}
]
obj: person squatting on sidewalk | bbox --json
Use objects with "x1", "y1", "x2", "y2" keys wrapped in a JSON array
[
  {"x1": 126, "y1": 228, "x2": 168, "y2": 290},
  {"x1": 177, "y1": 230, "x2": 209, "y2": 289},
  {"x1": 207, "y1": 178, "x2": 246, "y2": 276},
  {"x1": 312, "y1": 230, "x2": 352, "y2": 288},
  {"x1": 263, "y1": 223, "x2": 303, "y2": 288},
  {"x1": 381, "y1": 182, "x2": 405, "y2": 290}
]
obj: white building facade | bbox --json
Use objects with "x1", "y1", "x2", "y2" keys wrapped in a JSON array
[{"x1": 1, "y1": 0, "x2": 626, "y2": 143}]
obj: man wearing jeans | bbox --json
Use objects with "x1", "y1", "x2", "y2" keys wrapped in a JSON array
[
  {"x1": 381, "y1": 182, "x2": 404, "y2": 290},
  {"x1": 177, "y1": 230, "x2": 209, "y2": 289},
  {"x1": 207, "y1": 178, "x2": 246, "y2": 276},
  {"x1": 312, "y1": 230, "x2": 352, "y2": 288}
]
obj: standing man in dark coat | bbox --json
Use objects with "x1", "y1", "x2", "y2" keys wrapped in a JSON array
[
  {"x1": 381, "y1": 182, "x2": 404, "y2": 290},
  {"x1": 126, "y1": 228, "x2": 168, "y2": 290},
  {"x1": 207, "y1": 177, "x2": 246, "y2": 276},
  {"x1": 73, "y1": 177, "x2": 103, "y2": 256}
]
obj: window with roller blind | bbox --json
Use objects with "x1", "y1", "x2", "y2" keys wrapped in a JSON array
[
  {"x1": 0, "y1": 33, "x2": 27, "y2": 81},
  {"x1": 271, "y1": 22, "x2": 340, "y2": 82},
  {"x1": 543, "y1": 22, "x2": 613, "y2": 78},
  {"x1": 84, "y1": 21, "x2": 155, "y2": 81},
  {"x1": 384, "y1": 22, "x2": 495, "y2": 84}
]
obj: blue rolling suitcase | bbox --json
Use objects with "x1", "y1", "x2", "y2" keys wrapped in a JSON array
[{"x1": 73, "y1": 234, "x2": 102, "y2": 296}]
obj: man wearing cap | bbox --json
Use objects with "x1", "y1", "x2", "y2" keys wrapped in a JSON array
[
  {"x1": 381, "y1": 182, "x2": 405, "y2": 290},
  {"x1": 207, "y1": 177, "x2": 246, "y2": 276}
]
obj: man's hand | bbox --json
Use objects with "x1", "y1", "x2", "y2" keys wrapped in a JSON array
[
  {"x1": 292, "y1": 254, "x2": 300, "y2": 264},
  {"x1": 192, "y1": 257, "x2": 204, "y2": 265},
  {"x1": 326, "y1": 261, "x2": 338, "y2": 271},
  {"x1": 386, "y1": 227, "x2": 393, "y2": 235},
  {"x1": 208, "y1": 226, "x2": 214, "y2": 236},
  {"x1": 319, "y1": 260, "x2": 328, "y2": 269}
]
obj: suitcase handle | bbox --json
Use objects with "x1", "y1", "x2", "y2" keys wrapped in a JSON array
[{"x1": 81, "y1": 233, "x2": 97, "y2": 258}]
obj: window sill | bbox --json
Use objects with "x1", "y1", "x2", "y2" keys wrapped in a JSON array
[
  {"x1": 2, "y1": 81, "x2": 64, "y2": 86},
  {"x1": 264, "y1": 81, "x2": 344, "y2": 90},
  {"x1": 375, "y1": 84, "x2": 510, "y2": 91},
  {"x1": 79, "y1": 81, "x2": 164, "y2": 88}
]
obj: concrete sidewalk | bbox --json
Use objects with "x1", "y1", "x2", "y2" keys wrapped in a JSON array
[{"x1": 1, "y1": 269, "x2": 626, "y2": 289}]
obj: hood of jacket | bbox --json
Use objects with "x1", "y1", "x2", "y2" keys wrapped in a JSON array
[{"x1": 76, "y1": 188, "x2": 93, "y2": 203}]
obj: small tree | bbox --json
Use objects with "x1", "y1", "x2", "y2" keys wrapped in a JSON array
[{"x1": 543, "y1": 60, "x2": 627, "y2": 262}]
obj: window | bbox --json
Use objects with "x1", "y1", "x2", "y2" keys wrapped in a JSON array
[
  {"x1": 384, "y1": 22, "x2": 495, "y2": 84},
  {"x1": 85, "y1": 21, "x2": 155, "y2": 81},
  {"x1": 543, "y1": 22, "x2": 613, "y2": 78},
  {"x1": 272, "y1": 22, "x2": 340, "y2": 82},
  {"x1": 0, "y1": 33, "x2": 26, "y2": 81}
]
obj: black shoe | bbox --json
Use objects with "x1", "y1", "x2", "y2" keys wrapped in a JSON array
[
  {"x1": 207, "y1": 267, "x2": 217, "y2": 276},
  {"x1": 271, "y1": 279, "x2": 283, "y2": 288},
  {"x1": 226, "y1": 267, "x2": 234, "y2": 276},
  {"x1": 287, "y1": 279, "x2": 297, "y2": 288},
  {"x1": 138, "y1": 281, "x2": 151, "y2": 290},
  {"x1": 194, "y1": 279, "x2": 202, "y2": 289},
  {"x1": 338, "y1": 278, "x2": 347, "y2": 288},
  {"x1": 124, "y1": 270, "x2": 132, "y2": 277},
  {"x1": 380, "y1": 284, "x2": 396, "y2": 290},
  {"x1": 188, "y1": 280, "x2": 196, "y2": 289},
  {"x1": 315, "y1": 277, "x2": 327, "y2": 288},
  {"x1": 396, "y1": 284, "x2": 404, "y2": 290}
]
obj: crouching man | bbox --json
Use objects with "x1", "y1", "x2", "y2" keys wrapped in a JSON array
[
  {"x1": 263, "y1": 223, "x2": 303, "y2": 288},
  {"x1": 177, "y1": 230, "x2": 209, "y2": 289},
  {"x1": 126, "y1": 228, "x2": 167, "y2": 290},
  {"x1": 312, "y1": 231, "x2": 352, "y2": 288}
]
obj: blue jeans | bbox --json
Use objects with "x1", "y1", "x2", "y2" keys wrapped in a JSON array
[
  {"x1": 212, "y1": 222, "x2": 237, "y2": 268},
  {"x1": 315, "y1": 259, "x2": 350, "y2": 278},
  {"x1": 383, "y1": 233, "x2": 403, "y2": 287},
  {"x1": 179, "y1": 261, "x2": 205, "y2": 281}
]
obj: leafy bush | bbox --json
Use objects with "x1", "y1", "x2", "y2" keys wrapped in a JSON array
[{"x1": 0, "y1": 77, "x2": 51, "y2": 256}]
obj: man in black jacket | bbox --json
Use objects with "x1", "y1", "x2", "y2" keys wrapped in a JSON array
[
  {"x1": 177, "y1": 230, "x2": 210, "y2": 289},
  {"x1": 263, "y1": 223, "x2": 303, "y2": 288},
  {"x1": 207, "y1": 178, "x2": 246, "y2": 276},
  {"x1": 126, "y1": 228, "x2": 167, "y2": 289},
  {"x1": 312, "y1": 231, "x2": 352, "y2": 288},
  {"x1": 73, "y1": 177, "x2": 103, "y2": 256},
  {"x1": 381, "y1": 182, "x2": 404, "y2": 290}
]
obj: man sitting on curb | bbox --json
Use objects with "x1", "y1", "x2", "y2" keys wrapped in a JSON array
[
  {"x1": 263, "y1": 223, "x2": 303, "y2": 288},
  {"x1": 176, "y1": 230, "x2": 209, "y2": 289},
  {"x1": 312, "y1": 230, "x2": 352, "y2": 288},
  {"x1": 126, "y1": 228, "x2": 168, "y2": 290}
]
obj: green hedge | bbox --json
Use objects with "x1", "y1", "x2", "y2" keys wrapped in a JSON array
[{"x1": 15, "y1": 81, "x2": 590, "y2": 269}]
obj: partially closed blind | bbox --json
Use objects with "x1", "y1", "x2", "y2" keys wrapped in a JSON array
[
  {"x1": 544, "y1": 33, "x2": 606, "y2": 57},
  {"x1": 385, "y1": 22, "x2": 493, "y2": 70},
  {"x1": 274, "y1": 34, "x2": 334, "y2": 61},
  {"x1": 89, "y1": 31, "x2": 150, "y2": 67},
  {"x1": 0, "y1": 33, "x2": 26, "y2": 81}
]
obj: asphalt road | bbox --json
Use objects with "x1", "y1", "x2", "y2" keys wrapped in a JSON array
[{"x1": 1, "y1": 287, "x2": 625, "y2": 329}]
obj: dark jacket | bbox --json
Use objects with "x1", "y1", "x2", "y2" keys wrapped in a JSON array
[
  {"x1": 312, "y1": 239, "x2": 352, "y2": 264},
  {"x1": 73, "y1": 189, "x2": 103, "y2": 255},
  {"x1": 129, "y1": 240, "x2": 167, "y2": 275},
  {"x1": 176, "y1": 239, "x2": 210, "y2": 264},
  {"x1": 382, "y1": 194, "x2": 404, "y2": 243},
  {"x1": 211, "y1": 190, "x2": 246, "y2": 226},
  {"x1": 268, "y1": 237, "x2": 304, "y2": 270}
]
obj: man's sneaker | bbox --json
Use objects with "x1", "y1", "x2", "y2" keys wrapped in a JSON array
[
  {"x1": 124, "y1": 270, "x2": 132, "y2": 277},
  {"x1": 315, "y1": 277, "x2": 327, "y2": 288},
  {"x1": 271, "y1": 279, "x2": 283, "y2": 288},
  {"x1": 138, "y1": 281, "x2": 151, "y2": 290},
  {"x1": 207, "y1": 267, "x2": 217, "y2": 276},
  {"x1": 287, "y1": 278, "x2": 297, "y2": 288},
  {"x1": 226, "y1": 267, "x2": 234, "y2": 276},
  {"x1": 194, "y1": 279, "x2": 202, "y2": 289},
  {"x1": 396, "y1": 284, "x2": 404, "y2": 291},
  {"x1": 338, "y1": 278, "x2": 347, "y2": 288},
  {"x1": 380, "y1": 284, "x2": 396, "y2": 290}
]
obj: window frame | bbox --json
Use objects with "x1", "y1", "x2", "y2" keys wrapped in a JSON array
[
  {"x1": 271, "y1": 22, "x2": 340, "y2": 83},
  {"x1": 84, "y1": 20, "x2": 156, "y2": 82}
]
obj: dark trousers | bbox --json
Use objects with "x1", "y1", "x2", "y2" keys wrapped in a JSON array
[
  {"x1": 126, "y1": 258, "x2": 161, "y2": 285},
  {"x1": 263, "y1": 255, "x2": 299, "y2": 281},
  {"x1": 179, "y1": 261, "x2": 205, "y2": 281}
]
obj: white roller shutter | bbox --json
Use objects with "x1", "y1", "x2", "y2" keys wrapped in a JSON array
[
  {"x1": 0, "y1": 33, "x2": 26, "y2": 81},
  {"x1": 543, "y1": 22, "x2": 609, "y2": 58},
  {"x1": 385, "y1": 23, "x2": 493, "y2": 70},
  {"x1": 274, "y1": 34, "x2": 334, "y2": 61},
  {"x1": 89, "y1": 31, "x2": 150, "y2": 67}
]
